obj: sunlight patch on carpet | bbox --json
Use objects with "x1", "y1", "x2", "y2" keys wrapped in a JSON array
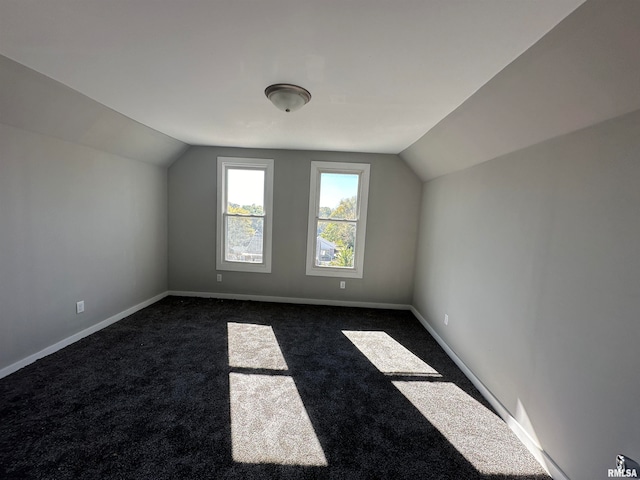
[
  {"x1": 392, "y1": 381, "x2": 545, "y2": 476},
  {"x1": 342, "y1": 330, "x2": 441, "y2": 377},
  {"x1": 228, "y1": 322, "x2": 288, "y2": 371},
  {"x1": 229, "y1": 373, "x2": 327, "y2": 466}
]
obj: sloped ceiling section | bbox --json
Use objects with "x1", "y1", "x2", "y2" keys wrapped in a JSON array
[
  {"x1": 0, "y1": 0, "x2": 583, "y2": 155},
  {"x1": 0, "y1": 55, "x2": 187, "y2": 167},
  {"x1": 400, "y1": 0, "x2": 640, "y2": 182}
]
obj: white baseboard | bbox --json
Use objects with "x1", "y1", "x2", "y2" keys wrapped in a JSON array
[
  {"x1": 409, "y1": 306, "x2": 570, "y2": 480},
  {"x1": 0, "y1": 292, "x2": 169, "y2": 380},
  {"x1": 168, "y1": 290, "x2": 411, "y2": 311}
]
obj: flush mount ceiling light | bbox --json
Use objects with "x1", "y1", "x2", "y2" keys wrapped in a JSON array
[{"x1": 265, "y1": 83, "x2": 311, "y2": 113}]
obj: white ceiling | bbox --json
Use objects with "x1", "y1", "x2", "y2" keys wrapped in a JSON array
[{"x1": 0, "y1": 0, "x2": 584, "y2": 154}]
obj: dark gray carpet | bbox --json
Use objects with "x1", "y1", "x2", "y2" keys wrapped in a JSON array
[{"x1": 0, "y1": 296, "x2": 550, "y2": 479}]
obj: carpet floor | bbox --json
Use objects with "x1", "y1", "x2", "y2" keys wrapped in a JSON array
[{"x1": 0, "y1": 296, "x2": 550, "y2": 479}]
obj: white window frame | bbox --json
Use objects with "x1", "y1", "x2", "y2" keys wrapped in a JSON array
[
  {"x1": 306, "y1": 161, "x2": 370, "y2": 278},
  {"x1": 216, "y1": 157, "x2": 274, "y2": 273}
]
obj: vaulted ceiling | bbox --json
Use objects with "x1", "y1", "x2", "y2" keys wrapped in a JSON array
[
  {"x1": 2, "y1": 1, "x2": 638, "y2": 181},
  {"x1": 0, "y1": 1, "x2": 583, "y2": 154},
  {"x1": 400, "y1": 0, "x2": 640, "y2": 180}
]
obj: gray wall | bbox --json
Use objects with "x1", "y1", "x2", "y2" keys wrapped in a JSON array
[
  {"x1": 412, "y1": 109, "x2": 640, "y2": 480},
  {"x1": 169, "y1": 147, "x2": 421, "y2": 305},
  {"x1": 0, "y1": 55, "x2": 184, "y2": 372}
]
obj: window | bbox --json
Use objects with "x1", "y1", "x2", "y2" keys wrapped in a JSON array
[
  {"x1": 217, "y1": 157, "x2": 273, "y2": 273},
  {"x1": 306, "y1": 161, "x2": 370, "y2": 278}
]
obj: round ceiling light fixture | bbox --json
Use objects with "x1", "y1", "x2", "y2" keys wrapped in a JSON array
[{"x1": 265, "y1": 83, "x2": 311, "y2": 113}]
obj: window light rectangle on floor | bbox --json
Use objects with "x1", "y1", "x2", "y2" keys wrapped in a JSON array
[
  {"x1": 227, "y1": 322, "x2": 288, "y2": 371},
  {"x1": 342, "y1": 330, "x2": 440, "y2": 377},
  {"x1": 392, "y1": 381, "x2": 545, "y2": 476},
  {"x1": 229, "y1": 373, "x2": 327, "y2": 466}
]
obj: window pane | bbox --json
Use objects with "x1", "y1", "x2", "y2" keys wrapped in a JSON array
[
  {"x1": 318, "y1": 173, "x2": 358, "y2": 220},
  {"x1": 227, "y1": 169, "x2": 265, "y2": 213},
  {"x1": 226, "y1": 216, "x2": 264, "y2": 263},
  {"x1": 315, "y1": 220, "x2": 356, "y2": 268}
]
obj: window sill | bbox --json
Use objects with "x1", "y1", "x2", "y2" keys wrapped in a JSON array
[
  {"x1": 218, "y1": 262, "x2": 272, "y2": 274},
  {"x1": 305, "y1": 265, "x2": 363, "y2": 279}
]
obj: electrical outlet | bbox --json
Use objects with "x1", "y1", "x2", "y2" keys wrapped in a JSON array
[
  {"x1": 217, "y1": 274, "x2": 222, "y2": 282},
  {"x1": 444, "y1": 314, "x2": 449, "y2": 325},
  {"x1": 340, "y1": 281, "x2": 346, "y2": 289},
  {"x1": 76, "y1": 301, "x2": 85, "y2": 314}
]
